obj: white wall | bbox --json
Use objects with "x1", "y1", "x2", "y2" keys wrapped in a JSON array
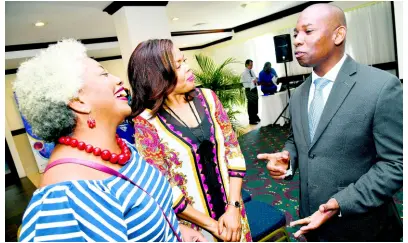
[{"x1": 182, "y1": 49, "x2": 202, "y2": 72}]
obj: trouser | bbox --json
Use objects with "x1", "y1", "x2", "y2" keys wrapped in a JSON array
[{"x1": 245, "y1": 87, "x2": 259, "y2": 123}]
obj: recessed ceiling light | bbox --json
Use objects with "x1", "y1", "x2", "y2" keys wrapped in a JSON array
[
  {"x1": 172, "y1": 17, "x2": 179, "y2": 21},
  {"x1": 34, "y1": 21, "x2": 46, "y2": 27}
]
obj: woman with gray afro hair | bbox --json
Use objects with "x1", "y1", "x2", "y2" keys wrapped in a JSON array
[{"x1": 15, "y1": 39, "x2": 206, "y2": 242}]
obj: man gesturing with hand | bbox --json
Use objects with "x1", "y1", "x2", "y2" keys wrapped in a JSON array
[
  {"x1": 257, "y1": 151, "x2": 290, "y2": 180},
  {"x1": 257, "y1": 3, "x2": 402, "y2": 242}
]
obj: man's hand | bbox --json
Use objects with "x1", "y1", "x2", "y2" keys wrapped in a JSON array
[
  {"x1": 257, "y1": 151, "x2": 290, "y2": 179},
  {"x1": 179, "y1": 224, "x2": 208, "y2": 242},
  {"x1": 290, "y1": 198, "x2": 340, "y2": 238},
  {"x1": 218, "y1": 206, "x2": 242, "y2": 242}
]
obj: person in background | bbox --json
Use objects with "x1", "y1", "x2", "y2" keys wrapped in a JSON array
[
  {"x1": 258, "y1": 62, "x2": 279, "y2": 95},
  {"x1": 14, "y1": 39, "x2": 206, "y2": 242},
  {"x1": 240, "y1": 59, "x2": 260, "y2": 125},
  {"x1": 258, "y1": 3, "x2": 402, "y2": 241},
  {"x1": 128, "y1": 39, "x2": 252, "y2": 242}
]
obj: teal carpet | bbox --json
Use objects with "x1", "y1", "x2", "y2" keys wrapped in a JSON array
[{"x1": 238, "y1": 124, "x2": 403, "y2": 241}]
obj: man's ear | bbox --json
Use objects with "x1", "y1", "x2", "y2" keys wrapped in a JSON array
[
  {"x1": 334, "y1": 26, "x2": 346, "y2": 46},
  {"x1": 68, "y1": 97, "x2": 91, "y2": 114}
]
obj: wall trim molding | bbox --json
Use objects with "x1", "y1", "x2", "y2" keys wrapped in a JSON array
[
  {"x1": 94, "y1": 55, "x2": 122, "y2": 62},
  {"x1": 103, "y1": 1, "x2": 169, "y2": 15},
  {"x1": 5, "y1": 69, "x2": 18, "y2": 75},
  {"x1": 180, "y1": 36, "x2": 233, "y2": 51},
  {"x1": 11, "y1": 128, "x2": 26, "y2": 137},
  {"x1": 6, "y1": 37, "x2": 119, "y2": 52},
  {"x1": 5, "y1": 55, "x2": 123, "y2": 75},
  {"x1": 171, "y1": 29, "x2": 233, "y2": 37},
  {"x1": 234, "y1": 1, "x2": 331, "y2": 33}
]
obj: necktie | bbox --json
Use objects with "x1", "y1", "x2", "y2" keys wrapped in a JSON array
[
  {"x1": 249, "y1": 70, "x2": 253, "y2": 77},
  {"x1": 308, "y1": 78, "x2": 331, "y2": 140}
]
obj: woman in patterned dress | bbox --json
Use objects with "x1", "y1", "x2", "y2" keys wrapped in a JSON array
[
  {"x1": 14, "y1": 39, "x2": 206, "y2": 242},
  {"x1": 128, "y1": 39, "x2": 252, "y2": 242}
]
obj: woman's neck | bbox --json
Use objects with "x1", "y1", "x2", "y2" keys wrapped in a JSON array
[
  {"x1": 69, "y1": 124, "x2": 121, "y2": 154},
  {"x1": 166, "y1": 93, "x2": 187, "y2": 108}
]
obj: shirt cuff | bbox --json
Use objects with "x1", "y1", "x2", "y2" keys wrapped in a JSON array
[{"x1": 285, "y1": 162, "x2": 293, "y2": 177}]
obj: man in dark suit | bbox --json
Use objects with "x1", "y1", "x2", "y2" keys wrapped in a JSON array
[{"x1": 257, "y1": 3, "x2": 402, "y2": 241}]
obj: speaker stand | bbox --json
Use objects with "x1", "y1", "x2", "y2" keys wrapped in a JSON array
[{"x1": 273, "y1": 61, "x2": 291, "y2": 126}]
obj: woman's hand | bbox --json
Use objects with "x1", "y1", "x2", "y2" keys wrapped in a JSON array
[
  {"x1": 179, "y1": 224, "x2": 208, "y2": 242},
  {"x1": 218, "y1": 206, "x2": 242, "y2": 242}
]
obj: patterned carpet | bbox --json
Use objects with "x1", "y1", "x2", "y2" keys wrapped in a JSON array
[{"x1": 238, "y1": 124, "x2": 403, "y2": 242}]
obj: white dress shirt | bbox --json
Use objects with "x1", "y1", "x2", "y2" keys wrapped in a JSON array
[
  {"x1": 308, "y1": 54, "x2": 348, "y2": 111},
  {"x1": 241, "y1": 68, "x2": 256, "y2": 89}
]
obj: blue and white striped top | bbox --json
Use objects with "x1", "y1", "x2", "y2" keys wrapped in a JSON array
[{"x1": 19, "y1": 140, "x2": 181, "y2": 242}]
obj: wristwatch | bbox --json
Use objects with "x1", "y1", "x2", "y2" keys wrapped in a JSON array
[{"x1": 228, "y1": 201, "x2": 241, "y2": 208}]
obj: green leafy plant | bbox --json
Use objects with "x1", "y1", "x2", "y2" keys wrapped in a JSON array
[{"x1": 193, "y1": 54, "x2": 247, "y2": 136}]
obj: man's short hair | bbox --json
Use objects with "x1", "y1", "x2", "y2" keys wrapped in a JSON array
[{"x1": 245, "y1": 59, "x2": 253, "y2": 66}]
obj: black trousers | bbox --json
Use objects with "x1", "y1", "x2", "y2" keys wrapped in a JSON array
[{"x1": 245, "y1": 87, "x2": 259, "y2": 123}]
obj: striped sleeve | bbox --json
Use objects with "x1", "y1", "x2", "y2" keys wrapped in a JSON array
[
  {"x1": 19, "y1": 185, "x2": 88, "y2": 242},
  {"x1": 19, "y1": 183, "x2": 128, "y2": 242}
]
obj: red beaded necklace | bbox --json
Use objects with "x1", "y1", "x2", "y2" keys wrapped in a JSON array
[{"x1": 58, "y1": 134, "x2": 131, "y2": 165}]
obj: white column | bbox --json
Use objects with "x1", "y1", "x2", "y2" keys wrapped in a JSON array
[{"x1": 112, "y1": 6, "x2": 171, "y2": 71}]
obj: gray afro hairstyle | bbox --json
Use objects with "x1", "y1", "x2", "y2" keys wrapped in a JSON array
[{"x1": 13, "y1": 39, "x2": 88, "y2": 142}]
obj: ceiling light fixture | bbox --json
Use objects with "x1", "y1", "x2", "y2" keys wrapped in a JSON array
[
  {"x1": 34, "y1": 21, "x2": 46, "y2": 27},
  {"x1": 172, "y1": 17, "x2": 179, "y2": 21}
]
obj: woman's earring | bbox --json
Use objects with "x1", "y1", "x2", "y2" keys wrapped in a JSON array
[{"x1": 87, "y1": 113, "x2": 96, "y2": 129}]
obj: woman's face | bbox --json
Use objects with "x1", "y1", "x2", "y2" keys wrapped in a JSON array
[
  {"x1": 79, "y1": 58, "x2": 131, "y2": 122},
  {"x1": 172, "y1": 47, "x2": 195, "y2": 94}
]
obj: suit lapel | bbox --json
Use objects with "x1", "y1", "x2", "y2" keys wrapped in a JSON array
[
  {"x1": 300, "y1": 76, "x2": 312, "y2": 147},
  {"x1": 310, "y1": 56, "x2": 357, "y2": 149}
]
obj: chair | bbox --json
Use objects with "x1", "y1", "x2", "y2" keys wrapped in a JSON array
[
  {"x1": 245, "y1": 200, "x2": 289, "y2": 242},
  {"x1": 241, "y1": 189, "x2": 252, "y2": 203}
]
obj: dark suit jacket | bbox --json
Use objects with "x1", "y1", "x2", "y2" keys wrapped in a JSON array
[{"x1": 284, "y1": 56, "x2": 403, "y2": 241}]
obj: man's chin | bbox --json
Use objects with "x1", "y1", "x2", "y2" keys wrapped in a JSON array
[{"x1": 297, "y1": 60, "x2": 313, "y2": 68}]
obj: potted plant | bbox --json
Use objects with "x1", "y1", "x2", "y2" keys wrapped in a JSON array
[{"x1": 193, "y1": 54, "x2": 247, "y2": 136}]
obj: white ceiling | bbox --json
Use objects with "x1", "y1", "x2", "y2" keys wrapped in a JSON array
[
  {"x1": 5, "y1": 1, "x2": 307, "y2": 46},
  {"x1": 5, "y1": 1, "x2": 367, "y2": 70}
]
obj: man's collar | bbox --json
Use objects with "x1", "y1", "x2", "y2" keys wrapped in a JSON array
[{"x1": 312, "y1": 53, "x2": 348, "y2": 83}]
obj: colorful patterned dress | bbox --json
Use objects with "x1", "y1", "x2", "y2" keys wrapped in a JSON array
[{"x1": 133, "y1": 88, "x2": 252, "y2": 242}]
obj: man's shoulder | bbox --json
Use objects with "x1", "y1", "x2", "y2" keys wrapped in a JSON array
[{"x1": 357, "y1": 62, "x2": 394, "y2": 76}]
